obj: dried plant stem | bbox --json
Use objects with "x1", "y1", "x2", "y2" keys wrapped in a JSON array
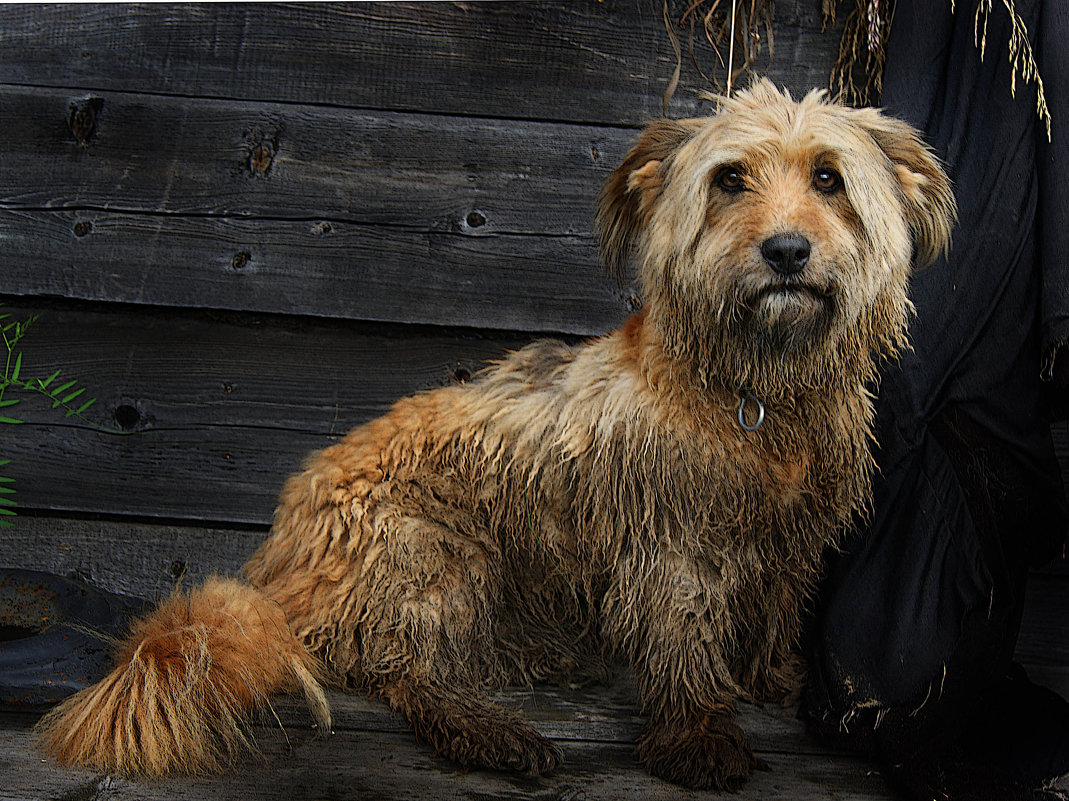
[
  {"x1": 969, "y1": 0, "x2": 1052, "y2": 140},
  {"x1": 828, "y1": 1, "x2": 1051, "y2": 140}
]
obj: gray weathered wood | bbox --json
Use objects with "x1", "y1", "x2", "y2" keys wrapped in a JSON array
[
  {"x1": 1, "y1": 301, "x2": 532, "y2": 433},
  {"x1": 0, "y1": 686, "x2": 903, "y2": 801},
  {"x1": 0, "y1": 86, "x2": 629, "y2": 233},
  {"x1": 0, "y1": 516, "x2": 264, "y2": 601},
  {"x1": 0, "y1": 2, "x2": 840, "y2": 335},
  {"x1": 1, "y1": 209, "x2": 632, "y2": 334},
  {"x1": 4, "y1": 669, "x2": 1064, "y2": 800},
  {"x1": 0, "y1": 726, "x2": 897, "y2": 801},
  {"x1": 0, "y1": 2, "x2": 843, "y2": 126},
  {"x1": 0, "y1": 301, "x2": 538, "y2": 523}
]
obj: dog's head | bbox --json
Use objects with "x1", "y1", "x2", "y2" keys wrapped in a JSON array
[{"x1": 599, "y1": 79, "x2": 956, "y2": 393}]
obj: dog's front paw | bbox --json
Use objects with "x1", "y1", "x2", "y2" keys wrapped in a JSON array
[
  {"x1": 499, "y1": 725, "x2": 565, "y2": 776},
  {"x1": 634, "y1": 714, "x2": 767, "y2": 791},
  {"x1": 448, "y1": 718, "x2": 564, "y2": 776},
  {"x1": 382, "y1": 680, "x2": 563, "y2": 777}
]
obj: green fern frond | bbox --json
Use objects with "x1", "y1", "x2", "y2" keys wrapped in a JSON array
[
  {"x1": 0, "y1": 306, "x2": 107, "y2": 528},
  {"x1": 37, "y1": 369, "x2": 61, "y2": 390}
]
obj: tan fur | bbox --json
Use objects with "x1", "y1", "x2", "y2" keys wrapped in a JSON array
[
  {"x1": 36, "y1": 578, "x2": 329, "y2": 777},
  {"x1": 36, "y1": 80, "x2": 955, "y2": 790}
]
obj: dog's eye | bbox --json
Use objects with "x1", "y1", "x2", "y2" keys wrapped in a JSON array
[
  {"x1": 714, "y1": 166, "x2": 746, "y2": 193},
  {"x1": 813, "y1": 168, "x2": 842, "y2": 193}
]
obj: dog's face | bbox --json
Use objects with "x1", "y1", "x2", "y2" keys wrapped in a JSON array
[{"x1": 600, "y1": 80, "x2": 956, "y2": 391}]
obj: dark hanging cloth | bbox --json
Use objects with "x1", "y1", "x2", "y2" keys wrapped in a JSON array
[{"x1": 803, "y1": 1, "x2": 1069, "y2": 798}]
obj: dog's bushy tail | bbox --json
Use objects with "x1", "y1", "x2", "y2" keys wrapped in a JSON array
[{"x1": 35, "y1": 577, "x2": 330, "y2": 777}]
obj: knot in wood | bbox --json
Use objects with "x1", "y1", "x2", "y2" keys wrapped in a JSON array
[
  {"x1": 113, "y1": 404, "x2": 141, "y2": 431},
  {"x1": 465, "y1": 210, "x2": 487, "y2": 229},
  {"x1": 249, "y1": 142, "x2": 274, "y2": 176},
  {"x1": 68, "y1": 97, "x2": 104, "y2": 145}
]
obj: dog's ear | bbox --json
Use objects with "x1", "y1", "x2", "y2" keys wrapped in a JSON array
[
  {"x1": 861, "y1": 114, "x2": 958, "y2": 268},
  {"x1": 598, "y1": 119, "x2": 703, "y2": 279}
]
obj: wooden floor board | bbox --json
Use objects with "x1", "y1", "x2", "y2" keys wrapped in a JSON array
[
  {"x1": 0, "y1": 686, "x2": 900, "y2": 801},
  {"x1": 10, "y1": 668, "x2": 1065, "y2": 799},
  {"x1": 2, "y1": 632, "x2": 1064, "y2": 800}
]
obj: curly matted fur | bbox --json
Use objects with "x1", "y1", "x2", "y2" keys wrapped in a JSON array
[{"x1": 37, "y1": 80, "x2": 955, "y2": 790}]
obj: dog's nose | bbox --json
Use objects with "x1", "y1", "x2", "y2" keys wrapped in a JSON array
[{"x1": 761, "y1": 234, "x2": 811, "y2": 276}]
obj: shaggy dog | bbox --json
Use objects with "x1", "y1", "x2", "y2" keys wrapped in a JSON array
[{"x1": 37, "y1": 81, "x2": 954, "y2": 791}]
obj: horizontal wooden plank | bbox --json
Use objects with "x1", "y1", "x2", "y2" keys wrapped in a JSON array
[
  {"x1": 0, "y1": 1, "x2": 842, "y2": 127},
  {"x1": 1, "y1": 208, "x2": 634, "y2": 335},
  {"x1": 0, "y1": 705, "x2": 898, "y2": 801},
  {"x1": 5, "y1": 424, "x2": 323, "y2": 526},
  {"x1": 0, "y1": 85, "x2": 629, "y2": 234},
  {"x1": 0, "y1": 516, "x2": 263, "y2": 602},
  {"x1": 4, "y1": 297, "x2": 1068, "y2": 528},
  {"x1": 1, "y1": 300, "x2": 541, "y2": 523},
  {"x1": 6, "y1": 670, "x2": 1068, "y2": 800},
  {"x1": 1, "y1": 301, "x2": 533, "y2": 432},
  {"x1": 1, "y1": 85, "x2": 640, "y2": 333},
  {"x1": 0, "y1": 304, "x2": 520, "y2": 526}
]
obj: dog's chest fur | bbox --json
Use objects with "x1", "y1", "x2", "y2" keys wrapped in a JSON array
[{"x1": 442, "y1": 325, "x2": 872, "y2": 588}]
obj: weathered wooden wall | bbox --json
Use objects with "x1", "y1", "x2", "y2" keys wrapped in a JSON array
[{"x1": 0, "y1": 0, "x2": 1065, "y2": 663}]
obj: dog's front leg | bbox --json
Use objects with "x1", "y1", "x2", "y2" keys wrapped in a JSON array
[{"x1": 602, "y1": 549, "x2": 766, "y2": 790}]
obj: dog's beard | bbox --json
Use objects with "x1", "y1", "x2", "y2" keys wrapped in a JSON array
[
  {"x1": 737, "y1": 282, "x2": 838, "y2": 354},
  {"x1": 653, "y1": 270, "x2": 853, "y2": 394}
]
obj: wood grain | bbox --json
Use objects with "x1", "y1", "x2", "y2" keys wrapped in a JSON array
[
  {"x1": 0, "y1": 85, "x2": 629, "y2": 233},
  {"x1": 0, "y1": 300, "x2": 538, "y2": 522},
  {"x1": 0, "y1": 1, "x2": 841, "y2": 126},
  {"x1": 0, "y1": 687, "x2": 903, "y2": 801},
  {"x1": 1, "y1": 208, "x2": 632, "y2": 334},
  {"x1": 0, "y1": 516, "x2": 264, "y2": 601},
  {"x1": 0, "y1": 9, "x2": 1065, "y2": 794}
]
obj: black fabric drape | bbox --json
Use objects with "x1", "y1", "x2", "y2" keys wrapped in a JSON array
[
  {"x1": 805, "y1": 0, "x2": 1066, "y2": 731},
  {"x1": 1039, "y1": 4, "x2": 1069, "y2": 372}
]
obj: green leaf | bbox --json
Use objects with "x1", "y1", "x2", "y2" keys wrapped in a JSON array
[
  {"x1": 0, "y1": 497, "x2": 16, "y2": 507},
  {"x1": 0, "y1": 476, "x2": 13, "y2": 483},
  {"x1": 37, "y1": 369, "x2": 61, "y2": 390},
  {"x1": 51, "y1": 379, "x2": 78, "y2": 397},
  {"x1": 11, "y1": 352, "x2": 21, "y2": 382},
  {"x1": 0, "y1": 416, "x2": 23, "y2": 425},
  {"x1": 0, "y1": 506, "x2": 16, "y2": 516},
  {"x1": 0, "y1": 398, "x2": 19, "y2": 408},
  {"x1": 61, "y1": 387, "x2": 86, "y2": 405},
  {"x1": 75, "y1": 398, "x2": 97, "y2": 415},
  {"x1": 0, "y1": 486, "x2": 15, "y2": 494}
]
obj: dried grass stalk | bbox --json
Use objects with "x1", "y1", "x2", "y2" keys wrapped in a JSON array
[
  {"x1": 825, "y1": 1, "x2": 1051, "y2": 140},
  {"x1": 663, "y1": 0, "x2": 774, "y2": 107}
]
